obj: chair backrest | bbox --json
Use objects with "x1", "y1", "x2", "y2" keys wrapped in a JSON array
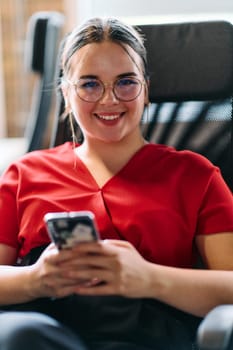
[
  {"x1": 138, "y1": 21, "x2": 233, "y2": 191},
  {"x1": 24, "y1": 11, "x2": 64, "y2": 151},
  {"x1": 51, "y1": 20, "x2": 233, "y2": 191}
]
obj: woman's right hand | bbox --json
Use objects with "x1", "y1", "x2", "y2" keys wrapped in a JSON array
[{"x1": 29, "y1": 243, "x2": 92, "y2": 299}]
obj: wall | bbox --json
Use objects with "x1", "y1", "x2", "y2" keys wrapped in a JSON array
[
  {"x1": 75, "y1": 0, "x2": 233, "y2": 24},
  {"x1": 91, "y1": 0, "x2": 233, "y2": 16}
]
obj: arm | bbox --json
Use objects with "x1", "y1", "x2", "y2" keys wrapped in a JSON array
[
  {"x1": 146, "y1": 232, "x2": 233, "y2": 317},
  {"x1": 147, "y1": 232, "x2": 233, "y2": 316},
  {"x1": 0, "y1": 233, "x2": 232, "y2": 314},
  {"x1": 0, "y1": 243, "x2": 98, "y2": 305},
  {"x1": 0, "y1": 244, "x2": 36, "y2": 305}
]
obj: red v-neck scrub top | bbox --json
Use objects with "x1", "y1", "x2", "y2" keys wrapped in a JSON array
[{"x1": 0, "y1": 142, "x2": 232, "y2": 267}]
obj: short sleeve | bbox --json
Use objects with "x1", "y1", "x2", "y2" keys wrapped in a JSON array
[
  {"x1": 0, "y1": 165, "x2": 20, "y2": 248},
  {"x1": 196, "y1": 167, "x2": 233, "y2": 235}
]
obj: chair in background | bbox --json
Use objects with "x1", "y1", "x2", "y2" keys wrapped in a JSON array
[
  {"x1": 138, "y1": 21, "x2": 233, "y2": 192},
  {"x1": 139, "y1": 21, "x2": 233, "y2": 350},
  {"x1": 0, "y1": 11, "x2": 64, "y2": 174},
  {"x1": 50, "y1": 20, "x2": 233, "y2": 349}
]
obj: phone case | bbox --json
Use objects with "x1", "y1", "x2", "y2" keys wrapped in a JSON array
[{"x1": 44, "y1": 211, "x2": 99, "y2": 249}]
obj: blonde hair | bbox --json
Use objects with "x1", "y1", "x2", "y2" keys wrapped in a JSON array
[{"x1": 61, "y1": 17, "x2": 148, "y2": 79}]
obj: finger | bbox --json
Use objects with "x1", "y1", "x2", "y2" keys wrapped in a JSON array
[
  {"x1": 60, "y1": 254, "x2": 115, "y2": 271},
  {"x1": 103, "y1": 240, "x2": 131, "y2": 249},
  {"x1": 49, "y1": 284, "x2": 85, "y2": 299},
  {"x1": 62, "y1": 266, "x2": 113, "y2": 283},
  {"x1": 43, "y1": 247, "x2": 80, "y2": 265},
  {"x1": 44, "y1": 271, "x2": 91, "y2": 295},
  {"x1": 72, "y1": 241, "x2": 117, "y2": 256},
  {"x1": 81, "y1": 277, "x2": 102, "y2": 287},
  {"x1": 74, "y1": 282, "x2": 117, "y2": 296}
]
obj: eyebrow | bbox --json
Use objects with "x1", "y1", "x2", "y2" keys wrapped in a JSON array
[
  {"x1": 118, "y1": 72, "x2": 138, "y2": 78},
  {"x1": 79, "y1": 72, "x2": 138, "y2": 80}
]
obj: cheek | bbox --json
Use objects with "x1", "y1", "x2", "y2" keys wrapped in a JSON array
[
  {"x1": 129, "y1": 95, "x2": 146, "y2": 118},
  {"x1": 71, "y1": 99, "x2": 94, "y2": 123}
]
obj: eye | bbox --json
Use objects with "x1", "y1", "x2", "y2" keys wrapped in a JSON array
[
  {"x1": 79, "y1": 79, "x2": 101, "y2": 89},
  {"x1": 117, "y1": 77, "x2": 139, "y2": 87}
]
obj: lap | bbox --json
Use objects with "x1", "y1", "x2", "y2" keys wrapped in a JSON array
[
  {"x1": 0, "y1": 295, "x2": 200, "y2": 350},
  {"x1": 89, "y1": 341, "x2": 153, "y2": 350},
  {"x1": 0, "y1": 311, "x2": 157, "y2": 350},
  {"x1": 0, "y1": 311, "x2": 87, "y2": 350}
]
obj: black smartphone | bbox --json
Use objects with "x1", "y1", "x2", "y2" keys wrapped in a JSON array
[{"x1": 44, "y1": 211, "x2": 99, "y2": 249}]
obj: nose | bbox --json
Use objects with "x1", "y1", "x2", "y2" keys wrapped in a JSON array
[{"x1": 99, "y1": 84, "x2": 119, "y2": 104}]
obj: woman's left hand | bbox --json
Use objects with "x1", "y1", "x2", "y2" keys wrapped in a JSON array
[{"x1": 60, "y1": 239, "x2": 153, "y2": 298}]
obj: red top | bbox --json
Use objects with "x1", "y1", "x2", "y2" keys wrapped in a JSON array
[{"x1": 0, "y1": 142, "x2": 232, "y2": 267}]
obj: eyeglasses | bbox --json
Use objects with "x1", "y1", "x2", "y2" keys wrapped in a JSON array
[{"x1": 66, "y1": 76, "x2": 145, "y2": 103}]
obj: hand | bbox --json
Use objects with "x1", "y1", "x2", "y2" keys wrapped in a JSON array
[
  {"x1": 62, "y1": 239, "x2": 153, "y2": 298},
  {"x1": 28, "y1": 243, "x2": 100, "y2": 299}
]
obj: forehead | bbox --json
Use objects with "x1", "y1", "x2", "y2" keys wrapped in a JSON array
[{"x1": 68, "y1": 41, "x2": 143, "y2": 78}]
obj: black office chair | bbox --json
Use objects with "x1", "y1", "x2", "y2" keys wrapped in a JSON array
[
  {"x1": 138, "y1": 21, "x2": 233, "y2": 192},
  {"x1": 51, "y1": 20, "x2": 233, "y2": 349},
  {"x1": 0, "y1": 11, "x2": 64, "y2": 174},
  {"x1": 138, "y1": 21, "x2": 233, "y2": 350}
]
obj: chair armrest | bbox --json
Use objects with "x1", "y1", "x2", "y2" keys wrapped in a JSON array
[{"x1": 197, "y1": 305, "x2": 233, "y2": 350}]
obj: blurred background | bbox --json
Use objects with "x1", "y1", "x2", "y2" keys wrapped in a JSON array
[{"x1": 0, "y1": 0, "x2": 233, "y2": 141}]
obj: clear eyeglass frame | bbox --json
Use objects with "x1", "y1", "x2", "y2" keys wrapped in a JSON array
[{"x1": 65, "y1": 76, "x2": 146, "y2": 103}]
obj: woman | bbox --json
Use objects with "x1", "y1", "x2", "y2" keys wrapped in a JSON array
[{"x1": 0, "y1": 17, "x2": 232, "y2": 350}]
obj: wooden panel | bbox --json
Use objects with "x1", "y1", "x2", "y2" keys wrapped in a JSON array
[
  {"x1": 0, "y1": 9, "x2": 6, "y2": 137},
  {"x1": 0, "y1": 0, "x2": 66, "y2": 137}
]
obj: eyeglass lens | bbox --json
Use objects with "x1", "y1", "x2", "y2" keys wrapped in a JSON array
[{"x1": 74, "y1": 77, "x2": 142, "y2": 102}]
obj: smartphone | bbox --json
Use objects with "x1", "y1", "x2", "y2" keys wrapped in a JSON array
[{"x1": 44, "y1": 211, "x2": 99, "y2": 249}]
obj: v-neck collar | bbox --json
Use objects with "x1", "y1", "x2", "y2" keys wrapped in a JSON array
[{"x1": 73, "y1": 143, "x2": 150, "y2": 190}]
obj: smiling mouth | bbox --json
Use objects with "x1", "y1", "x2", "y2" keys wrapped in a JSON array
[{"x1": 95, "y1": 113, "x2": 124, "y2": 121}]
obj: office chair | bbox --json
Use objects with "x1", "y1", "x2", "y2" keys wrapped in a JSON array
[
  {"x1": 50, "y1": 20, "x2": 233, "y2": 349},
  {"x1": 0, "y1": 11, "x2": 64, "y2": 174},
  {"x1": 138, "y1": 21, "x2": 233, "y2": 193},
  {"x1": 138, "y1": 21, "x2": 233, "y2": 350}
]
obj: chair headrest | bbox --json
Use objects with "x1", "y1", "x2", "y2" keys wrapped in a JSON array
[
  {"x1": 138, "y1": 21, "x2": 233, "y2": 102},
  {"x1": 25, "y1": 11, "x2": 64, "y2": 74}
]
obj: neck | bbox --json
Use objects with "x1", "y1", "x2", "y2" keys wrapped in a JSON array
[{"x1": 76, "y1": 131, "x2": 147, "y2": 168}]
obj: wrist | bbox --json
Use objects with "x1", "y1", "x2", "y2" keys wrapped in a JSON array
[
  {"x1": 23, "y1": 265, "x2": 42, "y2": 300},
  {"x1": 144, "y1": 262, "x2": 169, "y2": 300}
]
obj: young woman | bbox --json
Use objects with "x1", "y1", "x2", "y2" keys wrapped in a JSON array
[{"x1": 0, "y1": 17, "x2": 232, "y2": 350}]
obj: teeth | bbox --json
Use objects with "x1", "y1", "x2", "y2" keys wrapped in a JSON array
[{"x1": 97, "y1": 115, "x2": 120, "y2": 120}]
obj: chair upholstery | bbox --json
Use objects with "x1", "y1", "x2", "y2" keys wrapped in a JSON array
[
  {"x1": 197, "y1": 305, "x2": 233, "y2": 350},
  {"x1": 139, "y1": 21, "x2": 233, "y2": 102},
  {"x1": 138, "y1": 21, "x2": 233, "y2": 192},
  {"x1": 0, "y1": 11, "x2": 64, "y2": 174}
]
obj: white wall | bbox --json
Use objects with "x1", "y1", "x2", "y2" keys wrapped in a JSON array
[
  {"x1": 91, "y1": 0, "x2": 233, "y2": 16},
  {"x1": 75, "y1": 0, "x2": 233, "y2": 24}
]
